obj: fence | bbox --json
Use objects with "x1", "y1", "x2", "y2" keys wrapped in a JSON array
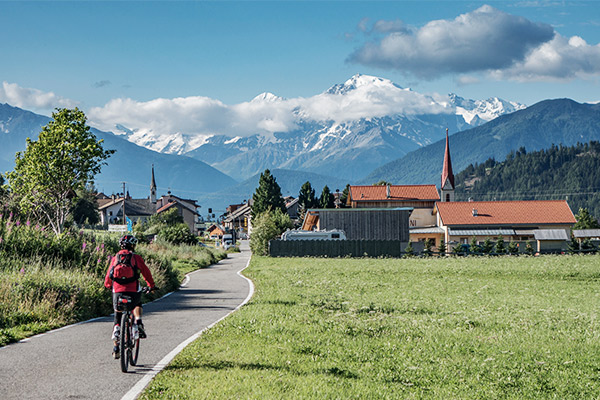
[
  {"x1": 269, "y1": 239, "x2": 600, "y2": 258},
  {"x1": 269, "y1": 240, "x2": 424, "y2": 258}
]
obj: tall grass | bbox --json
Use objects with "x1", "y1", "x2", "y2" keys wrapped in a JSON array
[
  {"x1": 141, "y1": 255, "x2": 600, "y2": 399},
  {"x1": 0, "y1": 256, "x2": 112, "y2": 346},
  {"x1": 0, "y1": 219, "x2": 226, "y2": 346}
]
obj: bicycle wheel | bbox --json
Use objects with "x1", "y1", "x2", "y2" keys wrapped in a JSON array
[
  {"x1": 120, "y1": 313, "x2": 130, "y2": 372},
  {"x1": 130, "y1": 332, "x2": 140, "y2": 366}
]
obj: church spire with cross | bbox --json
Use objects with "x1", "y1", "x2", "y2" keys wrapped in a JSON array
[
  {"x1": 150, "y1": 164, "x2": 157, "y2": 204},
  {"x1": 440, "y1": 128, "x2": 455, "y2": 202}
]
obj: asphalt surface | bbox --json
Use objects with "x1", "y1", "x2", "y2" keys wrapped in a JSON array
[{"x1": 0, "y1": 241, "x2": 252, "y2": 400}]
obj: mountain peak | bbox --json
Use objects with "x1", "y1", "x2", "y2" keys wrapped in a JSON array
[
  {"x1": 326, "y1": 74, "x2": 404, "y2": 95},
  {"x1": 251, "y1": 92, "x2": 284, "y2": 103}
]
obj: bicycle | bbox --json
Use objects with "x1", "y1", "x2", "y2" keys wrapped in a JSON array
[{"x1": 115, "y1": 286, "x2": 155, "y2": 372}]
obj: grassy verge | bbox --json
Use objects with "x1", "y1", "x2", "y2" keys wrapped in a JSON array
[
  {"x1": 141, "y1": 255, "x2": 600, "y2": 399},
  {"x1": 0, "y1": 236, "x2": 226, "y2": 347}
]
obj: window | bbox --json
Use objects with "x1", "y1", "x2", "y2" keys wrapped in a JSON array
[
  {"x1": 332, "y1": 233, "x2": 340, "y2": 239},
  {"x1": 446, "y1": 193, "x2": 450, "y2": 202}
]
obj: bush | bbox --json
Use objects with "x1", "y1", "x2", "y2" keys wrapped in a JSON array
[
  {"x1": 250, "y1": 210, "x2": 287, "y2": 256},
  {"x1": 158, "y1": 223, "x2": 198, "y2": 246}
]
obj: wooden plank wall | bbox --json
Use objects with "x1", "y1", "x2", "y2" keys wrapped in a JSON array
[{"x1": 318, "y1": 209, "x2": 410, "y2": 241}]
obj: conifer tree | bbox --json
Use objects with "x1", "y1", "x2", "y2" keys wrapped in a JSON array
[
  {"x1": 319, "y1": 185, "x2": 335, "y2": 209},
  {"x1": 495, "y1": 236, "x2": 506, "y2": 254},
  {"x1": 251, "y1": 169, "x2": 286, "y2": 218},
  {"x1": 481, "y1": 238, "x2": 493, "y2": 254},
  {"x1": 298, "y1": 181, "x2": 317, "y2": 211},
  {"x1": 438, "y1": 239, "x2": 446, "y2": 256},
  {"x1": 573, "y1": 208, "x2": 600, "y2": 229},
  {"x1": 339, "y1": 183, "x2": 351, "y2": 208},
  {"x1": 567, "y1": 235, "x2": 580, "y2": 254},
  {"x1": 507, "y1": 240, "x2": 519, "y2": 255}
]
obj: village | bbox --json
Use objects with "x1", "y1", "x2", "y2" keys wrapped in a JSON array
[{"x1": 94, "y1": 130, "x2": 593, "y2": 257}]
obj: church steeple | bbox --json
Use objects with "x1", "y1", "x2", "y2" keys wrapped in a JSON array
[
  {"x1": 150, "y1": 164, "x2": 157, "y2": 204},
  {"x1": 440, "y1": 128, "x2": 455, "y2": 202}
]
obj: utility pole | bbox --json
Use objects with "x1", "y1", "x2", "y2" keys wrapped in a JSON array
[{"x1": 122, "y1": 182, "x2": 126, "y2": 225}]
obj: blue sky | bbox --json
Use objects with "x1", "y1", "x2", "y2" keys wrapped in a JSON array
[{"x1": 1, "y1": 0, "x2": 599, "y2": 117}]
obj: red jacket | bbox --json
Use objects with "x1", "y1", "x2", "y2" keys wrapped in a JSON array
[{"x1": 104, "y1": 250, "x2": 155, "y2": 293}]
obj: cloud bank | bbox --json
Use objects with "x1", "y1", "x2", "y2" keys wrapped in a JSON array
[
  {"x1": 0, "y1": 82, "x2": 77, "y2": 112},
  {"x1": 87, "y1": 75, "x2": 451, "y2": 142},
  {"x1": 348, "y1": 5, "x2": 600, "y2": 81}
]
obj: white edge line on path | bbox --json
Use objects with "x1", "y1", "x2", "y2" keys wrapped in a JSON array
[{"x1": 121, "y1": 256, "x2": 255, "y2": 400}]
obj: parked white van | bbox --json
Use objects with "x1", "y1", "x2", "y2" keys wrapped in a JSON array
[{"x1": 280, "y1": 229, "x2": 347, "y2": 241}]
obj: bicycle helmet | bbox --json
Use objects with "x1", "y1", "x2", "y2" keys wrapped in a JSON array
[{"x1": 119, "y1": 234, "x2": 138, "y2": 250}]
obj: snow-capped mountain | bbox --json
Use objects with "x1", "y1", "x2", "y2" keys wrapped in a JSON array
[
  {"x1": 96, "y1": 74, "x2": 525, "y2": 181},
  {"x1": 449, "y1": 93, "x2": 525, "y2": 125}
]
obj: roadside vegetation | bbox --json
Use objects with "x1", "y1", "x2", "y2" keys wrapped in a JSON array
[
  {"x1": 0, "y1": 217, "x2": 225, "y2": 346},
  {"x1": 142, "y1": 255, "x2": 600, "y2": 399}
]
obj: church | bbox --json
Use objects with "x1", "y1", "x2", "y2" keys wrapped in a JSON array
[{"x1": 345, "y1": 129, "x2": 576, "y2": 251}]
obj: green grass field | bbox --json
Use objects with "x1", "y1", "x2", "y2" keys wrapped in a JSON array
[{"x1": 141, "y1": 255, "x2": 600, "y2": 399}]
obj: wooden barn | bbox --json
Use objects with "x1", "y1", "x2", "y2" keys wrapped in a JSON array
[{"x1": 301, "y1": 208, "x2": 412, "y2": 242}]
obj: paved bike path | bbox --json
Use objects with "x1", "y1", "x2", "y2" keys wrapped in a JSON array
[{"x1": 0, "y1": 242, "x2": 252, "y2": 400}]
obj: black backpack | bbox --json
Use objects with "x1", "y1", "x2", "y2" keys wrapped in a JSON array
[{"x1": 109, "y1": 250, "x2": 140, "y2": 285}]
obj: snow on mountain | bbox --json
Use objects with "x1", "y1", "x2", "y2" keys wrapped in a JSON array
[
  {"x1": 251, "y1": 92, "x2": 284, "y2": 102},
  {"x1": 90, "y1": 74, "x2": 525, "y2": 181},
  {"x1": 449, "y1": 93, "x2": 526, "y2": 125},
  {"x1": 326, "y1": 74, "x2": 406, "y2": 95}
]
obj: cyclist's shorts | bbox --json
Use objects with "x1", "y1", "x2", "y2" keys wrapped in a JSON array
[{"x1": 113, "y1": 291, "x2": 142, "y2": 311}]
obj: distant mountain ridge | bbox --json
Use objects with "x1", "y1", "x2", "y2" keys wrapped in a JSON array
[
  {"x1": 0, "y1": 103, "x2": 237, "y2": 202},
  {"x1": 107, "y1": 74, "x2": 525, "y2": 181},
  {"x1": 363, "y1": 99, "x2": 600, "y2": 186}
]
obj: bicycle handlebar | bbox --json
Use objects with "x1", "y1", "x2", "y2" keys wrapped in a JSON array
[{"x1": 141, "y1": 286, "x2": 158, "y2": 294}]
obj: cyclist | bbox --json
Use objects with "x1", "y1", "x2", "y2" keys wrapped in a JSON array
[{"x1": 104, "y1": 234, "x2": 156, "y2": 359}]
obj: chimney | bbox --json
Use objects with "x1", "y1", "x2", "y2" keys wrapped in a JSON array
[
  {"x1": 472, "y1": 209, "x2": 478, "y2": 217},
  {"x1": 386, "y1": 184, "x2": 391, "y2": 199}
]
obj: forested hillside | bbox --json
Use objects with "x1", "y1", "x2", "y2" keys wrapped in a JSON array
[
  {"x1": 455, "y1": 141, "x2": 600, "y2": 218},
  {"x1": 363, "y1": 99, "x2": 600, "y2": 185}
]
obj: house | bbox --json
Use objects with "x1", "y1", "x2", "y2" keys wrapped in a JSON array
[
  {"x1": 434, "y1": 200, "x2": 576, "y2": 251},
  {"x1": 223, "y1": 203, "x2": 251, "y2": 234},
  {"x1": 285, "y1": 196, "x2": 300, "y2": 220},
  {"x1": 206, "y1": 224, "x2": 226, "y2": 239},
  {"x1": 155, "y1": 194, "x2": 200, "y2": 234},
  {"x1": 98, "y1": 195, "x2": 156, "y2": 225}
]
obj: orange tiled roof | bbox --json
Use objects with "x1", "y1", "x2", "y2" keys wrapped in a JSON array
[
  {"x1": 436, "y1": 200, "x2": 576, "y2": 226},
  {"x1": 350, "y1": 185, "x2": 440, "y2": 202},
  {"x1": 157, "y1": 202, "x2": 177, "y2": 213}
]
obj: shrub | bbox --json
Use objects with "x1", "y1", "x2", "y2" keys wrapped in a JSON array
[
  {"x1": 250, "y1": 210, "x2": 282, "y2": 256},
  {"x1": 507, "y1": 240, "x2": 519, "y2": 255},
  {"x1": 158, "y1": 223, "x2": 198, "y2": 246}
]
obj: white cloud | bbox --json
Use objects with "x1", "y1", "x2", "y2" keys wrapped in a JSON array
[
  {"x1": 492, "y1": 34, "x2": 600, "y2": 81},
  {"x1": 87, "y1": 75, "x2": 452, "y2": 144},
  {"x1": 349, "y1": 5, "x2": 556, "y2": 79},
  {"x1": 0, "y1": 81, "x2": 77, "y2": 112}
]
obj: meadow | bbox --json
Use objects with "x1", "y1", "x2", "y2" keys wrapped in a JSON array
[{"x1": 141, "y1": 255, "x2": 600, "y2": 399}]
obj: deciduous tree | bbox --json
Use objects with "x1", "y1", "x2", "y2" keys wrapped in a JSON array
[{"x1": 8, "y1": 108, "x2": 114, "y2": 235}]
